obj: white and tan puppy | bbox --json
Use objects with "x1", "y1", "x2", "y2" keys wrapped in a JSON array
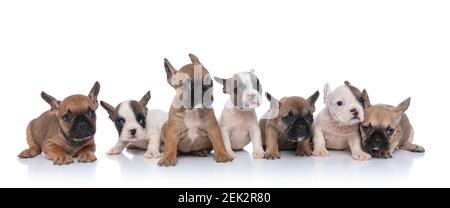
[
  {"x1": 214, "y1": 71, "x2": 264, "y2": 159},
  {"x1": 312, "y1": 82, "x2": 371, "y2": 160},
  {"x1": 100, "y1": 91, "x2": 168, "y2": 159}
]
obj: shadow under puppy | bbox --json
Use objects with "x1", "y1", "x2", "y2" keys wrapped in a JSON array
[
  {"x1": 100, "y1": 91, "x2": 168, "y2": 159},
  {"x1": 312, "y1": 82, "x2": 371, "y2": 160},
  {"x1": 214, "y1": 70, "x2": 264, "y2": 159},
  {"x1": 158, "y1": 54, "x2": 233, "y2": 166},
  {"x1": 345, "y1": 82, "x2": 425, "y2": 158},
  {"x1": 18, "y1": 82, "x2": 101, "y2": 165},
  {"x1": 259, "y1": 91, "x2": 319, "y2": 159}
]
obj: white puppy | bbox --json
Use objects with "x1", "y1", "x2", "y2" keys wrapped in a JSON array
[
  {"x1": 312, "y1": 83, "x2": 371, "y2": 160},
  {"x1": 100, "y1": 91, "x2": 168, "y2": 159},
  {"x1": 214, "y1": 71, "x2": 264, "y2": 159}
]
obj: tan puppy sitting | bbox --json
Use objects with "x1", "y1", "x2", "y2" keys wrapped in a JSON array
[
  {"x1": 259, "y1": 91, "x2": 320, "y2": 159},
  {"x1": 158, "y1": 54, "x2": 233, "y2": 166},
  {"x1": 18, "y1": 82, "x2": 101, "y2": 165},
  {"x1": 345, "y1": 83, "x2": 425, "y2": 158}
]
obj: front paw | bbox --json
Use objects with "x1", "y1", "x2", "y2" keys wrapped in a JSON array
[
  {"x1": 263, "y1": 151, "x2": 280, "y2": 160},
  {"x1": 106, "y1": 147, "x2": 123, "y2": 155},
  {"x1": 312, "y1": 147, "x2": 329, "y2": 157},
  {"x1": 252, "y1": 151, "x2": 264, "y2": 159},
  {"x1": 352, "y1": 151, "x2": 372, "y2": 161},
  {"x1": 380, "y1": 150, "x2": 393, "y2": 159},
  {"x1": 296, "y1": 148, "x2": 313, "y2": 157},
  {"x1": 214, "y1": 151, "x2": 233, "y2": 163},
  {"x1": 144, "y1": 150, "x2": 161, "y2": 159},
  {"x1": 158, "y1": 156, "x2": 177, "y2": 167},
  {"x1": 227, "y1": 150, "x2": 236, "y2": 158},
  {"x1": 50, "y1": 154, "x2": 74, "y2": 165},
  {"x1": 78, "y1": 152, "x2": 97, "y2": 163}
]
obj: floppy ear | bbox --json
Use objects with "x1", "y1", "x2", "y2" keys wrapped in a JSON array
[
  {"x1": 361, "y1": 89, "x2": 372, "y2": 108},
  {"x1": 41, "y1": 91, "x2": 61, "y2": 111},
  {"x1": 395, "y1": 97, "x2": 411, "y2": 114},
  {"x1": 139, "y1": 91, "x2": 151, "y2": 107},
  {"x1": 88, "y1": 81, "x2": 101, "y2": 104},
  {"x1": 323, "y1": 83, "x2": 332, "y2": 102},
  {"x1": 307, "y1": 90, "x2": 320, "y2": 110},
  {"x1": 214, "y1": 76, "x2": 228, "y2": 93},
  {"x1": 164, "y1": 58, "x2": 177, "y2": 86},
  {"x1": 100, "y1": 101, "x2": 115, "y2": 120},
  {"x1": 345, "y1": 81, "x2": 366, "y2": 107},
  {"x1": 189, "y1": 53, "x2": 201, "y2": 65}
]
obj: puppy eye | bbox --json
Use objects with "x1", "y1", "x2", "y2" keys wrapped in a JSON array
[
  {"x1": 361, "y1": 125, "x2": 371, "y2": 133},
  {"x1": 386, "y1": 127, "x2": 395, "y2": 136},
  {"x1": 337, "y1": 101, "x2": 343, "y2": 106},
  {"x1": 87, "y1": 110, "x2": 96, "y2": 118},
  {"x1": 137, "y1": 117, "x2": 145, "y2": 126},
  {"x1": 282, "y1": 111, "x2": 295, "y2": 124},
  {"x1": 115, "y1": 118, "x2": 125, "y2": 126},
  {"x1": 63, "y1": 112, "x2": 73, "y2": 122}
]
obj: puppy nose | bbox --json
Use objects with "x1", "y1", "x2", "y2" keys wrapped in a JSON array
[
  {"x1": 130, "y1": 129, "x2": 137, "y2": 136},
  {"x1": 350, "y1": 108, "x2": 357, "y2": 113}
]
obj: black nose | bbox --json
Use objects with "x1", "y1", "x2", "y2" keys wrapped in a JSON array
[
  {"x1": 351, "y1": 108, "x2": 357, "y2": 113},
  {"x1": 130, "y1": 129, "x2": 137, "y2": 136},
  {"x1": 75, "y1": 122, "x2": 88, "y2": 130}
]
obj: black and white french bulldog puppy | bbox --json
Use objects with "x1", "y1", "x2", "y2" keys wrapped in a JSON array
[
  {"x1": 100, "y1": 91, "x2": 168, "y2": 159},
  {"x1": 214, "y1": 70, "x2": 264, "y2": 159}
]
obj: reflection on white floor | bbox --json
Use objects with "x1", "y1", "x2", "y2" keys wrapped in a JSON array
[{"x1": 9, "y1": 148, "x2": 432, "y2": 187}]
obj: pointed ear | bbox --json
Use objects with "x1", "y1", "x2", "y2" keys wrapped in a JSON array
[
  {"x1": 189, "y1": 53, "x2": 201, "y2": 64},
  {"x1": 100, "y1": 101, "x2": 115, "y2": 120},
  {"x1": 361, "y1": 89, "x2": 372, "y2": 108},
  {"x1": 214, "y1": 76, "x2": 228, "y2": 93},
  {"x1": 139, "y1": 91, "x2": 151, "y2": 107},
  {"x1": 307, "y1": 90, "x2": 320, "y2": 109},
  {"x1": 323, "y1": 83, "x2": 332, "y2": 101},
  {"x1": 164, "y1": 58, "x2": 177, "y2": 86},
  {"x1": 265, "y1": 92, "x2": 280, "y2": 110},
  {"x1": 88, "y1": 81, "x2": 101, "y2": 104},
  {"x1": 41, "y1": 91, "x2": 60, "y2": 111},
  {"x1": 345, "y1": 81, "x2": 366, "y2": 107},
  {"x1": 395, "y1": 97, "x2": 411, "y2": 114}
]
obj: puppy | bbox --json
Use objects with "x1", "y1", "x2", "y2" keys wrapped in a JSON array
[
  {"x1": 259, "y1": 91, "x2": 319, "y2": 159},
  {"x1": 214, "y1": 70, "x2": 264, "y2": 159},
  {"x1": 312, "y1": 82, "x2": 371, "y2": 160},
  {"x1": 18, "y1": 82, "x2": 101, "y2": 165},
  {"x1": 158, "y1": 54, "x2": 233, "y2": 166},
  {"x1": 345, "y1": 83, "x2": 425, "y2": 158},
  {"x1": 100, "y1": 91, "x2": 168, "y2": 159}
]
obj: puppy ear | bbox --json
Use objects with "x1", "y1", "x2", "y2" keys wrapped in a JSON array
[
  {"x1": 214, "y1": 76, "x2": 228, "y2": 93},
  {"x1": 307, "y1": 90, "x2": 320, "y2": 109},
  {"x1": 323, "y1": 83, "x2": 332, "y2": 102},
  {"x1": 139, "y1": 91, "x2": 151, "y2": 107},
  {"x1": 100, "y1": 101, "x2": 115, "y2": 120},
  {"x1": 265, "y1": 92, "x2": 280, "y2": 109},
  {"x1": 189, "y1": 53, "x2": 201, "y2": 65},
  {"x1": 345, "y1": 81, "x2": 366, "y2": 107},
  {"x1": 88, "y1": 81, "x2": 101, "y2": 104},
  {"x1": 395, "y1": 97, "x2": 411, "y2": 114},
  {"x1": 164, "y1": 58, "x2": 177, "y2": 86},
  {"x1": 361, "y1": 89, "x2": 372, "y2": 108},
  {"x1": 41, "y1": 91, "x2": 61, "y2": 111}
]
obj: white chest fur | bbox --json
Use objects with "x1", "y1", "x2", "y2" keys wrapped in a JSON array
[{"x1": 183, "y1": 110, "x2": 202, "y2": 142}]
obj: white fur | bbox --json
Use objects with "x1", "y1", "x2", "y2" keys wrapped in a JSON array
[{"x1": 312, "y1": 84, "x2": 371, "y2": 161}]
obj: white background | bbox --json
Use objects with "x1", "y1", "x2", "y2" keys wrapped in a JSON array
[{"x1": 0, "y1": 0, "x2": 449, "y2": 187}]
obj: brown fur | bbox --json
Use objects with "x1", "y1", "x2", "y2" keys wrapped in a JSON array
[
  {"x1": 18, "y1": 82, "x2": 100, "y2": 165},
  {"x1": 158, "y1": 54, "x2": 233, "y2": 166}
]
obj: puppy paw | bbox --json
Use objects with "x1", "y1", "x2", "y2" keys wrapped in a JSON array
[
  {"x1": 51, "y1": 154, "x2": 74, "y2": 165},
  {"x1": 352, "y1": 151, "x2": 372, "y2": 161},
  {"x1": 18, "y1": 148, "x2": 40, "y2": 158},
  {"x1": 78, "y1": 152, "x2": 97, "y2": 163},
  {"x1": 412, "y1": 145, "x2": 425, "y2": 153},
  {"x1": 106, "y1": 147, "x2": 123, "y2": 155},
  {"x1": 227, "y1": 150, "x2": 237, "y2": 158},
  {"x1": 252, "y1": 151, "x2": 265, "y2": 159},
  {"x1": 312, "y1": 147, "x2": 329, "y2": 157},
  {"x1": 263, "y1": 151, "x2": 280, "y2": 160},
  {"x1": 214, "y1": 151, "x2": 234, "y2": 163},
  {"x1": 380, "y1": 150, "x2": 393, "y2": 159},
  {"x1": 158, "y1": 156, "x2": 177, "y2": 167},
  {"x1": 144, "y1": 150, "x2": 161, "y2": 159},
  {"x1": 296, "y1": 148, "x2": 313, "y2": 157}
]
